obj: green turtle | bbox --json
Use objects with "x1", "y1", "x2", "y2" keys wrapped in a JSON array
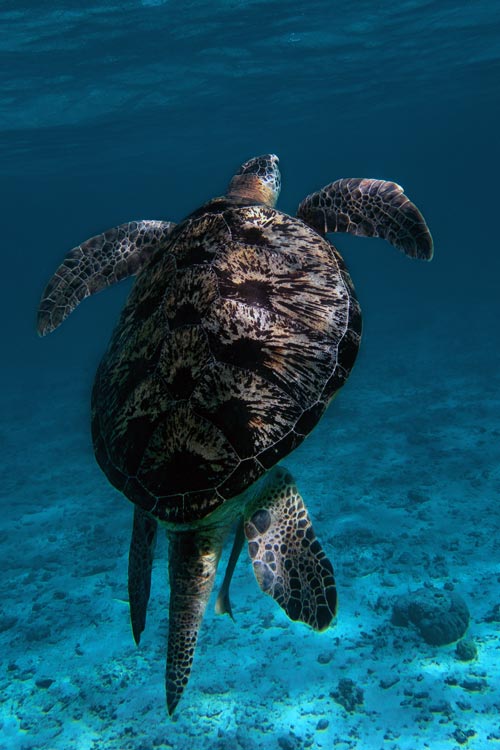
[{"x1": 37, "y1": 154, "x2": 433, "y2": 714}]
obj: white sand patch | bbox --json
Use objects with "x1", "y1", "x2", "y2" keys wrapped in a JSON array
[{"x1": 1, "y1": 311, "x2": 499, "y2": 749}]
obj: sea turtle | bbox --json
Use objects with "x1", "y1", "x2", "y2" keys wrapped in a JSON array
[{"x1": 37, "y1": 154, "x2": 433, "y2": 714}]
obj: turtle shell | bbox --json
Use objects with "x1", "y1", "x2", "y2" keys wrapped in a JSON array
[{"x1": 91, "y1": 197, "x2": 361, "y2": 524}]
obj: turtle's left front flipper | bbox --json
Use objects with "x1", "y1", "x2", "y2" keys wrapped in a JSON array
[
  {"x1": 37, "y1": 219, "x2": 175, "y2": 336},
  {"x1": 297, "y1": 178, "x2": 433, "y2": 260},
  {"x1": 244, "y1": 467, "x2": 337, "y2": 631}
]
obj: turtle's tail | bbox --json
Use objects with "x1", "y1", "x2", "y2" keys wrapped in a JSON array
[{"x1": 166, "y1": 528, "x2": 225, "y2": 715}]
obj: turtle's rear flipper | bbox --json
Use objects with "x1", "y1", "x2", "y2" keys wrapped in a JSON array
[
  {"x1": 244, "y1": 467, "x2": 337, "y2": 631},
  {"x1": 128, "y1": 507, "x2": 158, "y2": 645},
  {"x1": 166, "y1": 529, "x2": 224, "y2": 715},
  {"x1": 297, "y1": 178, "x2": 433, "y2": 260},
  {"x1": 37, "y1": 219, "x2": 175, "y2": 336}
]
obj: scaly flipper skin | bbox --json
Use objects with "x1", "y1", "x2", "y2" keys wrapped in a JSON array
[
  {"x1": 128, "y1": 506, "x2": 158, "y2": 645},
  {"x1": 215, "y1": 519, "x2": 245, "y2": 620},
  {"x1": 37, "y1": 220, "x2": 176, "y2": 336},
  {"x1": 166, "y1": 528, "x2": 226, "y2": 715},
  {"x1": 244, "y1": 466, "x2": 337, "y2": 631},
  {"x1": 297, "y1": 178, "x2": 433, "y2": 260}
]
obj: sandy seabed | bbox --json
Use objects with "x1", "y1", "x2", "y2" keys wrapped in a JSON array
[{"x1": 1, "y1": 311, "x2": 499, "y2": 750}]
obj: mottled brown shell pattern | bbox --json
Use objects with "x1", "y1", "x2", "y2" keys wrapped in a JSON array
[{"x1": 91, "y1": 199, "x2": 361, "y2": 524}]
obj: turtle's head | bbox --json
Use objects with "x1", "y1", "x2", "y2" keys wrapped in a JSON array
[{"x1": 226, "y1": 154, "x2": 281, "y2": 207}]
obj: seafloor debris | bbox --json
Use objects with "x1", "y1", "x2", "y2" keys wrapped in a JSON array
[
  {"x1": 391, "y1": 585, "x2": 470, "y2": 645},
  {"x1": 330, "y1": 678, "x2": 364, "y2": 712},
  {"x1": 455, "y1": 638, "x2": 478, "y2": 662}
]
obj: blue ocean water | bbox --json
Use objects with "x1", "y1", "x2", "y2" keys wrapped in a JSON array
[{"x1": 1, "y1": 1, "x2": 499, "y2": 748}]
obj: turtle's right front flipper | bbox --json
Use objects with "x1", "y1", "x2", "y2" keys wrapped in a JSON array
[
  {"x1": 297, "y1": 178, "x2": 433, "y2": 260},
  {"x1": 37, "y1": 219, "x2": 176, "y2": 336}
]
